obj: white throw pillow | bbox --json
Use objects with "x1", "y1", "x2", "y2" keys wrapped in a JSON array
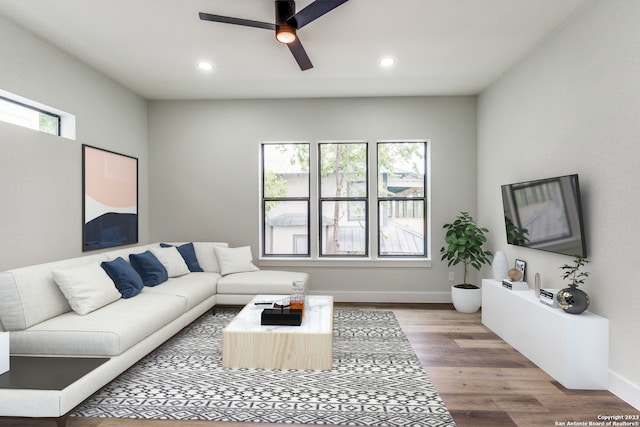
[
  {"x1": 150, "y1": 246, "x2": 190, "y2": 277},
  {"x1": 193, "y1": 242, "x2": 229, "y2": 273},
  {"x1": 52, "y1": 263, "x2": 121, "y2": 315},
  {"x1": 215, "y1": 246, "x2": 259, "y2": 276}
]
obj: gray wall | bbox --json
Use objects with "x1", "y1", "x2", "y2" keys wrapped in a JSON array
[
  {"x1": 0, "y1": 15, "x2": 149, "y2": 270},
  {"x1": 148, "y1": 97, "x2": 478, "y2": 302},
  {"x1": 477, "y1": 0, "x2": 640, "y2": 407}
]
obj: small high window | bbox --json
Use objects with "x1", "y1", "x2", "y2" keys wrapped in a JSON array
[
  {"x1": 0, "y1": 96, "x2": 60, "y2": 136},
  {"x1": 0, "y1": 90, "x2": 75, "y2": 139}
]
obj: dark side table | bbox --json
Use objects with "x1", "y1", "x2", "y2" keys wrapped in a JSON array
[{"x1": 0, "y1": 356, "x2": 109, "y2": 426}]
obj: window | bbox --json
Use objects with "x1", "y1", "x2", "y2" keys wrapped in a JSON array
[
  {"x1": 377, "y1": 141, "x2": 427, "y2": 257},
  {"x1": 0, "y1": 89, "x2": 75, "y2": 139},
  {"x1": 319, "y1": 142, "x2": 368, "y2": 256},
  {"x1": 0, "y1": 96, "x2": 60, "y2": 136},
  {"x1": 260, "y1": 140, "x2": 429, "y2": 260},
  {"x1": 261, "y1": 143, "x2": 310, "y2": 256}
]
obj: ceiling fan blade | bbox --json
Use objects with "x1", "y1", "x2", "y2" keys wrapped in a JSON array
[
  {"x1": 288, "y1": 0, "x2": 349, "y2": 29},
  {"x1": 287, "y1": 38, "x2": 313, "y2": 71},
  {"x1": 199, "y1": 12, "x2": 276, "y2": 31}
]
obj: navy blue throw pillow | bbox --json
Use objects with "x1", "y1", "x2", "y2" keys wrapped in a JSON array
[
  {"x1": 160, "y1": 242, "x2": 203, "y2": 272},
  {"x1": 101, "y1": 257, "x2": 144, "y2": 298},
  {"x1": 129, "y1": 250, "x2": 169, "y2": 287}
]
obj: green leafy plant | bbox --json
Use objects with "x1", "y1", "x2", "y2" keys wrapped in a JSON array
[
  {"x1": 504, "y1": 216, "x2": 530, "y2": 246},
  {"x1": 560, "y1": 255, "x2": 590, "y2": 288},
  {"x1": 440, "y1": 212, "x2": 493, "y2": 288}
]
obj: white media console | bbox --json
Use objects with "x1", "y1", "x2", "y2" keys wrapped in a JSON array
[{"x1": 481, "y1": 279, "x2": 609, "y2": 390}]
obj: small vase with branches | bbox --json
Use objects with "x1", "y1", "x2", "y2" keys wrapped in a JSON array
[{"x1": 557, "y1": 255, "x2": 591, "y2": 314}]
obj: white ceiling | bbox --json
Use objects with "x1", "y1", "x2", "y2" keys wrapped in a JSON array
[{"x1": 0, "y1": 0, "x2": 590, "y2": 100}]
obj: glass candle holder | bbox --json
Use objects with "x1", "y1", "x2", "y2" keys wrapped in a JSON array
[{"x1": 290, "y1": 280, "x2": 305, "y2": 316}]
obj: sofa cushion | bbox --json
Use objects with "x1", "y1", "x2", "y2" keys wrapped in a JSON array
[
  {"x1": 0, "y1": 254, "x2": 107, "y2": 330},
  {"x1": 9, "y1": 293, "x2": 186, "y2": 357},
  {"x1": 192, "y1": 242, "x2": 228, "y2": 273},
  {"x1": 217, "y1": 270, "x2": 308, "y2": 295},
  {"x1": 51, "y1": 263, "x2": 121, "y2": 315},
  {"x1": 142, "y1": 272, "x2": 219, "y2": 310},
  {"x1": 160, "y1": 242, "x2": 203, "y2": 272},
  {"x1": 215, "y1": 246, "x2": 259, "y2": 276},
  {"x1": 150, "y1": 246, "x2": 190, "y2": 277},
  {"x1": 129, "y1": 251, "x2": 168, "y2": 287},
  {"x1": 101, "y1": 257, "x2": 144, "y2": 299}
]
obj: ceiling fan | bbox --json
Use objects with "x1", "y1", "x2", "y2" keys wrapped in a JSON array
[{"x1": 199, "y1": 0, "x2": 349, "y2": 71}]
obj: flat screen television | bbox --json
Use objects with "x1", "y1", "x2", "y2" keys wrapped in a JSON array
[{"x1": 501, "y1": 174, "x2": 587, "y2": 257}]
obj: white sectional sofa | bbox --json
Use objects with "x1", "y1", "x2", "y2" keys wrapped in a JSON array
[{"x1": 0, "y1": 241, "x2": 308, "y2": 424}]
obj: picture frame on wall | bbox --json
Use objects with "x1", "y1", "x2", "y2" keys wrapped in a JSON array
[
  {"x1": 515, "y1": 259, "x2": 527, "y2": 282},
  {"x1": 82, "y1": 144, "x2": 138, "y2": 251}
]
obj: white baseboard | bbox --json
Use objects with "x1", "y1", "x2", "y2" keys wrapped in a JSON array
[
  {"x1": 309, "y1": 291, "x2": 452, "y2": 304},
  {"x1": 609, "y1": 371, "x2": 640, "y2": 410}
]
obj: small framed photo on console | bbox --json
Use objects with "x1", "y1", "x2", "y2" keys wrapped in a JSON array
[{"x1": 515, "y1": 259, "x2": 526, "y2": 281}]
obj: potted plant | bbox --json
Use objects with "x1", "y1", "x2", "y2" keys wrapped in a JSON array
[
  {"x1": 557, "y1": 255, "x2": 591, "y2": 314},
  {"x1": 440, "y1": 212, "x2": 493, "y2": 313}
]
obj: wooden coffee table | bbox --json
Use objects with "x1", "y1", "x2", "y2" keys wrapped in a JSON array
[{"x1": 222, "y1": 295, "x2": 333, "y2": 370}]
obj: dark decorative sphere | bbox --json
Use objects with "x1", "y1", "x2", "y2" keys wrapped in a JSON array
[{"x1": 557, "y1": 286, "x2": 590, "y2": 314}]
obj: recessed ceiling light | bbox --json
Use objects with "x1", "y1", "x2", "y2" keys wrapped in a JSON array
[
  {"x1": 380, "y1": 57, "x2": 395, "y2": 67},
  {"x1": 198, "y1": 61, "x2": 213, "y2": 71}
]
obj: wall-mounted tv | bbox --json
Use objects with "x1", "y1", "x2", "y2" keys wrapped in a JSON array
[{"x1": 501, "y1": 174, "x2": 587, "y2": 257}]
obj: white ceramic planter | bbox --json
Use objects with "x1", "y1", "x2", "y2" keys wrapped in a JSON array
[
  {"x1": 0, "y1": 332, "x2": 8, "y2": 374},
  {"x1": 451, "y1": 284, "x2": 482, "y2": 313}
]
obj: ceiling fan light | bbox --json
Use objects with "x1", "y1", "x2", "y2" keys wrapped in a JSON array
[{"x1": 276, "y1": 24, "x2": 296, "y2": 44}]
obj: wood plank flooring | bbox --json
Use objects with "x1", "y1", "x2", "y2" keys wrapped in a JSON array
[{"x1": 1, "y1": 303, "x2": 637, "y2": 427}]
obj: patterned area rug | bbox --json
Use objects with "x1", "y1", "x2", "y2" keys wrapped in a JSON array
[{"x1": 72, "y1": 308, "x2": 456, "y2": 426}]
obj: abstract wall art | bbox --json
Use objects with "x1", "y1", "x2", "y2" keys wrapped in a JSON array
[{"x1": 82, "y1": 144, "x2": 138, "y2": 251}]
